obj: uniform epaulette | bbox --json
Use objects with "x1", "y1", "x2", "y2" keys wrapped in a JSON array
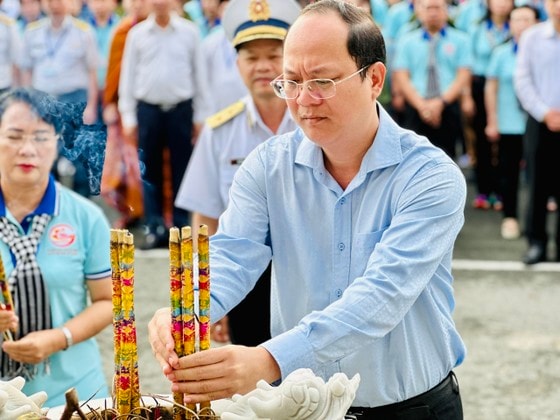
[
  {"x1": 206, "y1": 101, "x2": 245, "y2": 129},
  {"x1": 71, "y1": 17, "x2": 91, "y2": 31},
  {"x1": 0, "y1": 13, "x2": 15, "y2": 25},
  {"x1": 26, "y1": 18, "x2": 47, "y2": 31}
]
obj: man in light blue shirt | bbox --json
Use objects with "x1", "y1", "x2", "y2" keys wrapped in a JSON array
[{"x1": 149, "y1": 1, "x2": 466, "y2": 417}]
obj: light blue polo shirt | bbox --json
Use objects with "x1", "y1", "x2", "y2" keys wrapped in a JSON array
[
  {"x1": 393, "y1": 27, "x2": 472, "y2": 98},
  {"x1": 486, "y1": 40, "x2": 526, "y2": 134},
  {"x1": 0, "y1": 176, "x2": 111, "y2": 406},
  {"x1": 469, "y1": 19, "x2": 510, "y2": 76}
]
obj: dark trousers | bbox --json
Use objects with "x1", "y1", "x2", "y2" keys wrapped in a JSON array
[
  {"x1": 498, "y1": 134, "x2": 523, "y2": 219},
  {"x1": 347, "y1": 372, "x2": 463, "y2": 420},
  {"x1": 472, "y1": 76, "x2": 499, "y2": 196},
  {"x1": 228, "y1": 264, "x2": 271, "y2": 346},
  {"x1": 403, "y1": 102, "x2": 462, "y2": 159},
  {"x1": 137, "y1": 100, "x2": 193, "y2": 228},
  {"x1": 524, "y1": 117, "x2": 560, "y2": 246}
]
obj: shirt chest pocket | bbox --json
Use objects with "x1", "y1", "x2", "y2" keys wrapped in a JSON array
[{"x1": 352, "y1": 228, "x2": 387, "y2": 276}]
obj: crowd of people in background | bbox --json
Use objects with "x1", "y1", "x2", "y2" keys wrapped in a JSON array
[{"x1": 1, "y1": 0, "x2": 559, "y2": 264}]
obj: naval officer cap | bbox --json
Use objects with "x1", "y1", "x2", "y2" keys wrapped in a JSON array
[{"x1": 223, "y1": 0, "x2": 301, "y2": 48}]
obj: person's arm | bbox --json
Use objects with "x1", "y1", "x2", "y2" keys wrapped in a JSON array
[
  {"x1": 514, "y1": 29, "x2": 549, "y2": 122},
  {"x1": 484, "y1": 78, "x2": 500, "y2": 141},
  {"x1": 1, "y1": 277, "x2": 112, "y2": 363},
  {"x1": 118, "y1": 28, "x2": 139, "y2": 137},
  {"x1": 83, "y1": 68, "x2": 99, "y2": 124}
]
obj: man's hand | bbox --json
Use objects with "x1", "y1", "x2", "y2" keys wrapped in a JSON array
[
  {"x1": 148, "y1": 307, "x2": 177, "y2": 373},
  {"x1": 166, "y1": 345, "x2": 281, "y2": 404},
  {"x1": 211, "y1": 316, "x2": 230, "y2": 343},
  {"x1": 544, "y1": 110, "x2": 560, "y2": 132}
]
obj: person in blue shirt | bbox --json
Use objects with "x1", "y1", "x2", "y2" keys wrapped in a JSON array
[
  {"x1": 393, "y1": 0, "x2": 472, "y2": 158},
  {"x1": 485, "y1": 4, "x2": 538, "y2": 240},
  {"x1": 149, "y1": 1, "x2": 466, "y2": 418},
  {"x1": 0, "y1": 88, "x2": 112, "y2": 406}
]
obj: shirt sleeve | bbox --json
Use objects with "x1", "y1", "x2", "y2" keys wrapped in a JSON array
[
  {"x1": 174, "y1": 124, "x2": 225, "y2": 218},
  {"x1": 84, "y1": 206, "x2": 111, "y2": 279},
  {"x1": 514, "y1": 29, "x2": 549, "y2": 121},
  {"x1": 118, "y1": 28, "x2": 139, "y2": 127},
  {"x1": 486, "y1": 47, "x2": 500, "y2": 79}
]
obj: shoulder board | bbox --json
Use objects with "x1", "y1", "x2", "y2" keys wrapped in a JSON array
[
  {"x1": 0, "y1": 14, "x2": 15, "y2": 25},
  {"x1": 71, "y1": 17, "x2": 91, "y2": 31},
  {"x1": 26, "y1": 18, "x2": 47, "y2": 31},
  {"x1": 206, "y1": 101, "x2": 245, "y2": 129}
]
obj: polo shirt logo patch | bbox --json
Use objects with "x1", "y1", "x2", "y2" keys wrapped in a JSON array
[{"x1": 49, "y1": 224, "x2": 76, "y2": 247}]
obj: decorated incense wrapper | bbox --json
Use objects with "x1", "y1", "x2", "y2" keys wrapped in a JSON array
[
  {"x1": 120, "y1": 231, "x2": 141, "y2": 410},
  {"x1": 181, "y1": 227, "x2": 197, "y2": 418},
  {"x1": 197, "y1": 225, "x2": 211, "y2": 412},
  {"x1": 111, "y1": 230, "x2": 141, "y2": 415},
  {"x1": 169, "y1": 228, "x2": 185, "y2": 419},
  {"x1": 110, "y1": 230, "x2": 123, "y2": 407},
  {"x1": 0, "y1": 253, "x2": 15, "y2": 340}
]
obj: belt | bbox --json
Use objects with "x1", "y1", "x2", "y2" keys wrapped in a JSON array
[
  {"x1": 138, "y1": 99, "x2": 190, "y2": 112},
  {"x1": 347, "y1": 371, "x2": 460, "y2": 419}
]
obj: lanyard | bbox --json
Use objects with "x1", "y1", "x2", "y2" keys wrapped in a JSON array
[{"x1": 46, "y1": 25, "x2": 70, "y2": 58}]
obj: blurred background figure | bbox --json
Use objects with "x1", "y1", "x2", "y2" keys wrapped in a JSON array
[
  {"x1": 393, "y1": 0, "x2": 471, "y2": 158},
  {"x1": 183, "y1": 0, "x2": 221, "y2": 37},
  {"x1": 118, "y1": 0, "x2": 211, "y2": 249},
  {"x1": 0, "y1": 1, "x2": 20, "y2": 93},
  {"x1": 16, "y1": 0, "x2": 45, "y2": 32},
  {"x1": 484, "y1": 4, "x2": 538, "y2": 240},
  {"x1": 100, "y1": 0, "x2": 149, "y2": 229},
  {"x1": 468, "y1": 0, "x2": 514, "y2": 211},
  {"x1": 19, "y1": 0, "x2": 99, "y2": 198},
  {"x1": 199, "y1": 0, "x2": 247, "y2": 114},
  {"x1": 0, "y1": 88, "x2": 112, "y2": 406},
  {"x1": 514, "y1": 0, "x2": 560, "y2": 264}
]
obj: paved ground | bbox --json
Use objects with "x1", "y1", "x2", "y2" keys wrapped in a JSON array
[{"x1": 93, "y1": 176, "x2": 560, "y2": 420}]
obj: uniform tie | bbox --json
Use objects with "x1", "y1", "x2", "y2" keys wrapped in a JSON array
[{"x1": 426, "y1": 33, "x2": 441, "y2": 99}]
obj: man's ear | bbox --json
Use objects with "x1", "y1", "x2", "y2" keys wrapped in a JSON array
[{"x1": 368, "y1": 62, "x2": 386, "y2": 100}]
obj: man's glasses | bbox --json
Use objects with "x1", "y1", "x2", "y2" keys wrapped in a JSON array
[
  {"x1": 270, "y1": 66, "x2": 369, "y2": 100},
  {"x1": 0, "y1": 131, "x2": 59, "y2": 146}
]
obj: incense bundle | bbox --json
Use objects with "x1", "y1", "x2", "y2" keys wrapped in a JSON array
[{"x1": 0, "y1": 254, "x2": 14, "y2": 340}]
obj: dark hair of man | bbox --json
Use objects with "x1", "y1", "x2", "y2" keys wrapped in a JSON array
[
  {"x1": 512, "y1": 4, "x2": 540, "y2": 21},
  {"x1": 299, "y1": 0, "x2": 386, "y2": 79}
]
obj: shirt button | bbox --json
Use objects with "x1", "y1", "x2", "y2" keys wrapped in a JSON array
[
  {"x1": 338, "y1": 242, "x2": 345, "y2": 251},
  {"x1": 340, "y1": 197, "x2": 346, "y2": 205},
  {"x1": 335, "y1": 289, "x2": 342, "y2": 298}
]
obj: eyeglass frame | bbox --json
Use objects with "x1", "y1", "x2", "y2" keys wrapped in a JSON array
[
  {"x1": 0, "y1": 130, "x2": 60, "y2": 146},
  {"x1": 269, "y1": 65, "x2": 370, "y2": 100}
]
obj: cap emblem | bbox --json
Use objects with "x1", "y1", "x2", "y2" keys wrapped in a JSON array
[{"x1": 249, "y1": 0, "x2": 271, "y2": 22}]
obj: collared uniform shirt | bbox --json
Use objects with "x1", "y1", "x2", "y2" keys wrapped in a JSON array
[
  {"x1": 486, "y1": 40, "x2": 526, "y2": 134},
  {"x1": 201, "y1": 27, "x2": 248, "y2": 114},
  {"x1": 393, "y1": 27, "x2": 472, "y2": 98},
  {"x1": 20, "y1": 16, "x2": 98, "y2": 96},
  {"x1": 0, "y1": 177, "x2": 111, "y2": 406},
  {"x1": 118, "y1": 12, "x2": 211, "y2": 127},
  {"x1": 175, "y1": 95, "x2": 296, "y2": 218},
  {"x1": 469, "y1": 19, "x2": 510, "y2": 77},
  {"x1": 0, "y1": 12, "x2": 20, "y2": 90},
  {"x1": 208, "y1": 104, "x2": 467, "y2": 407},
  {"x1": 514, "y1": 21, "x2": 560, "y2": 122}
]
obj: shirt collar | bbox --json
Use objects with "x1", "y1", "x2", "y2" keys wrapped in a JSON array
[
  {"x1": 422, "y1": 26, "x2": 447, "y2": 40},
  {"x1": 295, "y1": 103, "x2": 403, "y2": 173},
  {"x1": 48, "y1": 15, "x2": 72, "y2": 31},
  {"x1": 245, "y1": 96, "x2": 293, "y2": 133},
  {"x1": 0, "y1": 175, "x2": 60, "y2": 219},
  {"x1": 543, "y1": 20, "x2": 559, "y2": 38}
]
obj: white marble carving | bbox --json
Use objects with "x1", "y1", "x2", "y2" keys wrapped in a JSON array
[
  {"x1": 0, "y1": 377, "x2": 48, "y2": 419},
  {"x1": 220, "y1": 368, "x2": 360, "y2": 420}
]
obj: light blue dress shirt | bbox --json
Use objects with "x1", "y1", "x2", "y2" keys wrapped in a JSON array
[
  {"x1": 208, "y1": 104, "x2": 467, "y2": 407},
  {"x1": 486, "y1": 40, "x2": 526, "y2": 134},
  {"x1": 514, "y1": 21, "x2": 560, "y2": 122},
  {"x1": 393, "y1": 27, "x2": 472, "y2": 98}
]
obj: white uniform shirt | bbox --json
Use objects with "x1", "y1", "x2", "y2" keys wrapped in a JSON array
[
  {"x1": 118, "y1": 12, "x2": 211, "y2": 128},
  {"x1": 175, "y1": 95, "x2": 296, "y2": 218},
  {"x1": 20, "y1": 16, "x2": 98, "y2": 95},
  {"x1": 0, "y1": 13, "x2": 20, "y2": 89},
  {"x1": 202, "y1": 27, "x2": 248, "y2": 114}
]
